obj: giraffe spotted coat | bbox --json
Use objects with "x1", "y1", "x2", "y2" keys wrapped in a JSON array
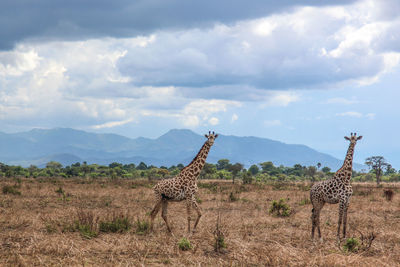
[
  {"x1": 310, "y1": 133, "x2": 362, "y2": 240},
  {"x1": 150, "y1": 132, "x2": 218, "y2": 233}
]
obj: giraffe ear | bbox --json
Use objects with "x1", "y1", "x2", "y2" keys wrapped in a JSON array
[
  {"x1": 344, "y1": 136, "x2": 350, "y2": 141},
  {"x1": 357, "y1": 136, "x2": 363, "y2": 140},
  {"x1": 215, "y1": 134, "x2": 219, "y2": 138},
  {"x1": 205, "y1": 134, "x2": 209, "y2": 138}
]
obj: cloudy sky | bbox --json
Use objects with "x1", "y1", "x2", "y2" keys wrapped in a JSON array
[{"x1": 1, "y1": 0, "x2": 400, "y2": 168}]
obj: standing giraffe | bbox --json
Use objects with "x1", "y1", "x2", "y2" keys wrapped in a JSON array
[
  {"x1": 150, "y1": 131, "x2": 218, "y2": 233},
  {"x1": 310, "y1": 133, "x2": 362, "y2": 240}
]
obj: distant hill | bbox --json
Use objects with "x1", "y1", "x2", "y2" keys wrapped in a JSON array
[{"x1": 0, "y1": 128, "x2": 363, "y2": 170}]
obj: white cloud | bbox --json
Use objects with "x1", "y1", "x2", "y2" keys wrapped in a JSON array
[
  {"x1": 366, "y1": 113, "x2": 376, "y2": 120},
  {"x1": 180, "y1": 99, "x2": 240, "y2": 127},
  {"x1": 336, "y1": 111, "x2": 363, "y2": 118},
  {"x1": 325, "y1": 97, "x2": 358, "y2": 105},
  {"x1": 92, "y1": 118, "x2": 134, "y2": 129},
  {"x1": 336, "y1": 111, "x2": 377, "y2": 120},
  {"x1": 231, "y1": 113, "x2": 238, "y2": 123},
  {"x1": 208, "y1": 117, "x2": 219, "y2": 125},
  {"x1": 261, "y1": 91, "x2": 300, "y2": 107},
  {"x1": 0, "y1": 0, "x2": 399, "y2": 131},
  {"x1": 182, "y1": 115, "x2": 200, "y2": 127}
]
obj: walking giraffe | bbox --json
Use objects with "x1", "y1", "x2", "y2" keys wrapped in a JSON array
[
  {"x1": 310, "y1": 133, "x2": 362, "y2": 240},
  {"x1": 150, "y1": 131, "x2": 218, "y2": 233}
]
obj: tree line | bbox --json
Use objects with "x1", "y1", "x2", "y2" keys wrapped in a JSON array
[{"x1": 0, "y1": 156, "x2": 398, "y2": 184}]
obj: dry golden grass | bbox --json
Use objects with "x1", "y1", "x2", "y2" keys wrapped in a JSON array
[{"x1": 0, "y1": 178, "x2": 399, "y2": 266}]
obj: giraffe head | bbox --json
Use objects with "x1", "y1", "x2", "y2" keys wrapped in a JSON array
[
  {"x1": 205, "y1": 131, "x2": 218, "y2": 146},
  {"x1": 344, "y1": 132, "x2": 362, "y2": 144}
]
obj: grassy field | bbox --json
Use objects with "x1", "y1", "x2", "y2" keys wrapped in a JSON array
[{"x1": 0, "y1": 178, "x2": 399, "y2": 266}]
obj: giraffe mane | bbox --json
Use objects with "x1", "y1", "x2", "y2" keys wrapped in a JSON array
[{"x1": 181, "y1": 142, "x2": 209, "y2": 172}]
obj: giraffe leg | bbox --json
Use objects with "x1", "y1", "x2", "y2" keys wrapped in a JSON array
[
  {"x1": 150, "y1": 195, "x2": 162, "y2": 231},
  {"x1": 311, "y1": 201, "x2": 324, "y2": 240},
  {"x1": 316, "y1": 209, "x2": 322, "y2": 240},
  {"x1": 337, "y1": 202, "x2": 344, "y2": 240},
  {"x1": 311, "y1": 208, "x2": 316, "y2": 239},
  {"x1": 342, "y1": 202, "x2": 349, "y2": 238},
  {"x1": 186, "y1": 198, "x2": 192, "y2": 233},
  {"x1": 192, "y1": 197, "x2": 202, "y2": 233},
  {"x1": 161, "y1": 199, "x2": 172, "y2": 233}
]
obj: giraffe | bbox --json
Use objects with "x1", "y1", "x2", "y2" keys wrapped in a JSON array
[
  {"x1": 310, "y1": 132, "x2": 362, "y2": 240},
  {"x1": 150, "y1": 131, "x2": 218, "y2": 233}
]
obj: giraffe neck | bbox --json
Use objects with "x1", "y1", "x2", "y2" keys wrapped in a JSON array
[
  {"x1": 179, "y1": 141, "x2": 211, "y2": 182},
  {"x1": 335, "y1": 142, "x2": 355, "y2": 183}
]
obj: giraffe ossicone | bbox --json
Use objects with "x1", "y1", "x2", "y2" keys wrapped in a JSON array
[
  {"x1": 150, "y1": 131, "x2": 218, "y2": 233},
  {"x1": 310, "y1": 132, "x2": 362, "y2": 240}
]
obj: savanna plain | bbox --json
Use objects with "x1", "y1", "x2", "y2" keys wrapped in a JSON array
[{"x1": 0, "y1": 178, "x2": 399, "y2": 266}]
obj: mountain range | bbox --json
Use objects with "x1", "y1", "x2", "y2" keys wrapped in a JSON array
[{"x1": 0, "y1": 128, "x2": 363, "y2": 170}]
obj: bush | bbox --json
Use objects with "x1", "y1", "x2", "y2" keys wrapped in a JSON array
[
  {"x1": 99, "y1": 214, "x2": 131, "y2": 233},
  {"x1": 2, "y1": 185, "x2": 21, "y2": 195},
  {"x1": 269, "y1": 198, "x2": 291, "y2": 217},
  {"x1": 298, "y1": 198, "x2": 311, "y2": 205},
  {"x1": 242, "y1": 172, "x2": 253, "y2": 184},
  {"x1": 55, "y1": 186, "x2": 64, "y2": 195},
  {"x1": 75, "y1": 223, "x2": 98, "y2": 239},
  {"x1": 178, "y1": 237, "x2": 192, "y2": 251},
  {"x1": 383, "y1": 189, "x2": 394, "y2": 201},
  {"x1": 74, "y1": 210, "x2": 99, "y2": 239},
  {"x1": 343, "y1": 237, "x2": 359, "y2": 252},
  {"x1": 135, "y1": 218, "x2": 150, "y2": 235},
  {"x1": 198, "y1": 182, "x2": 218, "y2": 193},
  {"x1": 214, "y1": 213, "x2": 226, "y2": 252},
  {"x1": 229, "y1": 191, "x2": 239, "y2": 202}
]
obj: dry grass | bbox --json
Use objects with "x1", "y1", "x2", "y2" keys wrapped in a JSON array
[{"x1": 0, "y1": 178, "x2": 399, "y2": 266}]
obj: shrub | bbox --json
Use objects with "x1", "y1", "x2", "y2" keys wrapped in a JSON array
[
  {"x1": 343, "y1": 237, "x2": 359, "y2": 252},
  {"x1": 214, "y1": 213, "x2": 226, "y2": 252},
  {"x1": 55, "y1": 186, "x2": 64, "y2": 195},
  {"x1": 229, "y1": 191, "x2": 239, "y2": 202},
  {"x1": 74, "y1": 210, "x2": 99, "y2": 239},
  {"x1": 75, "y1": 223, "x2": 98, "y2": 239},
  {"x1": 2, "y1": 185, "x2": 21, "y2": 195},
  {"x1": 178, "y1": 237, "x2": 192, "y2": 251},
  {"x1": 269, "y1": 198, "x2": 291, "y2": 217},
  {"x1": 383, "y1": 189, "x2": 394, "y2": 201},
  {"x1": 242, "y1": 172, "x2": 253, "y2": 184},
  {"x1": 271, "y1": 182, "x2": 289, "y2": 191},
  {"x1": 198, "y1": 182, "x2": 218, "y2": 193},
  {"x1": 135, "y1": 218, "x2": 150, "y2": 235},
  {"x1": 99, "y1": 214, "x2": 131, "y2": 233},
  {"x1": 195, "y1": 196, "x2": 202, "y2": 204},
  {"x1": 298, "y1": 198, "x2": 311, "y2": 205}
]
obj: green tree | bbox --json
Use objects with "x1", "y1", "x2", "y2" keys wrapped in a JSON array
[
  {"x1": 28, "y1": 165, "x2": 38, "y2": 177},
  {"x1": 177, "y1": 163, "x2": 184, "y2": 170},
  {"x1": 200, "y1": 163, "x2": 217, "y2": 179},
  {"x1": 248, "y1": 164, "x2": 259, "y2": 175},
  {"x1": 136, "y1": 162, "x2": 148, "y2": 170},
  {"x1": 157, "y1": 168, "x2": 170, "y2": 178},
  {"x1": 385, "y1": 165, "x2": 396, "y2": 175},
  {"x1": 109, "y1": 162, "x2": 123, "y2": 169},
  {"x1": 365, "y1": 156, "x2": 391, "y2": 185},
  {"x1": 321, "y1": 166, "x2": 331, "y2": 174},
  {"x1": 46, "y1": 161, "x2": 62, "y2": 170},
  {"x1": 305, "y1": 166, "x2": 317, "y2": 182},
  {"x1": 288, "y1": 164, "x2": 306, "y2": 177},
  {"x1": 229, "y1": 163, "x2": 243, "y2": 184},
  {"x1": 260, "y1": 161, "x2": 279, "y2": 176},
  {"x1": 216, "y1": 159, "x2": 231, "y2": 170}
]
